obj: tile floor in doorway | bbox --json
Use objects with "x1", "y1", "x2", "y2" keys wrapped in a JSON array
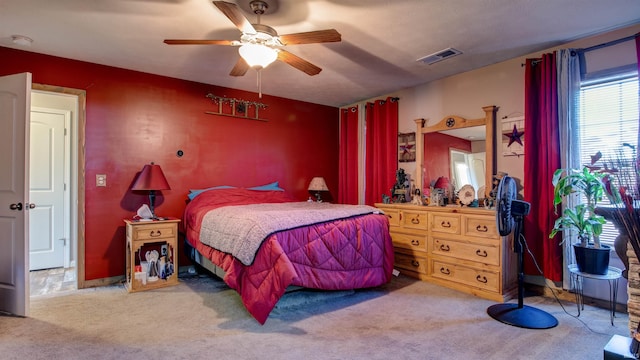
[{"x1": 30, "y1": 267, "x2": 76, "y2": 297}]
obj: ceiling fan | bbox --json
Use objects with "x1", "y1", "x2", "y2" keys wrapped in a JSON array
[{"x1": 164, "y1": 0, "x2": 342, "y2": 77}]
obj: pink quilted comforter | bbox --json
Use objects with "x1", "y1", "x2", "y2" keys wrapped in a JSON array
[{"x1": 183, "y1": 188, "x2": 394, "y2": 324}]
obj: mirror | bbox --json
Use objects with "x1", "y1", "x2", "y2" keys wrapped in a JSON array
[
  {"x1": 450, "y1": 148, "x2": 485, "y2": 192},
  {"x1": 414, "y1": 106, "x2": 497, "y2": 200}
]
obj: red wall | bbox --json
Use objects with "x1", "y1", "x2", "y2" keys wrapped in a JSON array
[
  {"x1": 423, "y1": 132, "x2": 471, "y2": 187},
  {"x1": 0, "y1": 47, "x2": 339, "y2": 281}
]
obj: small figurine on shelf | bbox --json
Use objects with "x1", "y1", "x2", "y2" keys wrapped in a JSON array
[
  {"x1": 411, "y1": 188, "x2": 423, "y2": 205},
  {"x1": 391, "y1": 169, "x2": 409, "y2": 203}
]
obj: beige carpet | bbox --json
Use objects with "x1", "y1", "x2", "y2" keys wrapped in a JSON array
[{"x1": 0, "y1": 273, "x2": 631, "y2": 360}]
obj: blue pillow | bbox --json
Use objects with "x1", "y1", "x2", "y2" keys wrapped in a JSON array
[
  {"x1": 188, "y1": 185, "x2": 235, "y2": 200},
  {"x1": 248, "y1": 181, "x2": 284, "y2": 191}
]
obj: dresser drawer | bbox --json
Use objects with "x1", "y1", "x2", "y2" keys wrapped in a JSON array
[
  {"x1": 394, "y1": 251, "x2": 428, "y2": 275},
  {"x1": 463, "y1": 215, "x2": 498, "y2": 239},
  {"x1": 384, "y1": 208, "x2": 401, "y2": 227},
  {"x1": 432, "y1": 238, "x2": 500, "y2": 266},
  {"x1": 391, "y1": 232, "x2": 427, "y2": 252},
  {"x1": 432, "y1": 260, "x2": 500, "y2": 292},
  {"x1": 430, "y1": 213, "x2": 460, "y2": 235},
  {"x1": 401, "y1": 210, "x2": 428, "y2": 231},
  {"x1": 129, "y1": 223, "x2": 176, "y2": 241}
]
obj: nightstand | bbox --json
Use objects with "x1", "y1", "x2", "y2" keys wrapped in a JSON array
[{"x1": 124, "y1": 218, "x2": 180, "y2": 292}]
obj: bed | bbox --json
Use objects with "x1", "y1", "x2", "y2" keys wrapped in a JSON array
[{"x1": 183, "y1": 186, "x2": 395, "y2": 324}]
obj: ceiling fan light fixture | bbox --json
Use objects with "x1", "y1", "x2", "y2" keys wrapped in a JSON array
[{"x1": 239, "y1": 43, "x2": 278, "y2": 68}]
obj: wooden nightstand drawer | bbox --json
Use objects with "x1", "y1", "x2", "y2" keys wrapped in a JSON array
[
  {"x1": 430, "y1": 213, "x2": 460, "y2": 235},
  {"x1": 395, "y1": 252, "x2": 427, "y2": 275},
  {"x1": 432, "y1": 260, "x2": 500, "y2": 292},
  {"x1": 131, "y1": 223, "x2": 177, "y2": 241},
  {"x1": 463, "y1": 215, "x2": 498, "y2": 239},
  {"x1": 401, "y1": 210, "x2": 428, "y2": 230},
  {"x1": 391, "y1": 232, "x2": 427, "y2": 252},
  {"x1": 432, "y1": 237, "x2": 500, "y2": 266}
]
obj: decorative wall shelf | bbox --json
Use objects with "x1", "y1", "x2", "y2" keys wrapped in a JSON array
[{"x1": 205, "y1": 93, "x2": 268, "y2": 122}]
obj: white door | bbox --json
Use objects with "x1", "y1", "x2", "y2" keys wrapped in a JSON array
[
  {"x1": 29, "y1": 107, "x2": 67, "y2": 270},
  {"x1": 0, "y1": 72, "x2": 31, "y2": 317}
]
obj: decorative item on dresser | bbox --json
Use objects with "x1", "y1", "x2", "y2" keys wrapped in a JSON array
[{"x1": 375, "y1": 202, "x2": 517, "y2": 302}]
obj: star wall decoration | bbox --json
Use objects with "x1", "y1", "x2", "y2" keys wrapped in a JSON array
[
  {"x1": 400, "y1": 143, "x2": 414, "y2": 156},
  {"x1": 505, "y1": 124, "x2": 524, "y2": 147}
]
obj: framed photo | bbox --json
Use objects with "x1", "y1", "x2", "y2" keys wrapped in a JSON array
[{"x1": 398, "y1": 132, "x2": 416, "y2": 162}]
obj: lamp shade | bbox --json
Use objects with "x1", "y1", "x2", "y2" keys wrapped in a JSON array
[
  {"x1": 239, "y1": 44, "x2": 278, "y2": 68},
  {"x1": 132, "y1": 163, "x2": 171, "y2": 191},
  {"x1": 308, "y1": 177, "x2": 329, "y2": 192}
]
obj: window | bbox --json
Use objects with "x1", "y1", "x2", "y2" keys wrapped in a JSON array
[{"x1": 578, "y1": 71, "x2": 639, "y2": 245}]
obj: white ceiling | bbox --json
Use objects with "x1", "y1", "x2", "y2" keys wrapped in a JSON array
[{"x1": 1, "y1": 0, "x2": 639, "y2": 107}]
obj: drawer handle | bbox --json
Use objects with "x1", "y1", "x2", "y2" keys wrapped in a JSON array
[
  {"x1": 399, "y1": 213, "x2": 402, "y2": 221},
  {"x1": 439, "y1": 244, "x2": 450, "y2": 252},
  {"x1": 441, "y1": 221, "x2": 451, "y2": 228},
  {"x1": 411, "y1": 217, "x2": 420, "y2": 224},
  {"x1": 411, "y1": 260, "x2": 420, "y2": 267},
  {"x1": 476, "y1": 275, "x2": 488, "y2": 284},
  {"x1": 440, "y1": 267, "x2": 450, "y2": 275},
  {"x1": 149, "y1": 230, "x2": 162, "y2": 237},
  {"x1": 411, "y1": 239, "x2": 420, "y2": 246},
  {"x1": 475, "y1": 249, "x2": 488, "y2": 257},
  {"x1": 476, "y1": 225, "x2": 488, "y2": 232}
]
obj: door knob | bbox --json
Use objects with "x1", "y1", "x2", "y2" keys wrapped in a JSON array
[
  {"x1": 9, "y1": 203, "x2": 23, "y2": 211},
  {"x1": 25, "y1": 203, "x2": 36, "y2": 209}
]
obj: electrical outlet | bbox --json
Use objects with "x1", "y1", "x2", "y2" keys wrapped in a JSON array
[
  {"x1": 161, "y1": 244, "x2": 168, "y2": 257},
  {"x1": 96, "y1": 174, "x2": 106, "y2": 187}
]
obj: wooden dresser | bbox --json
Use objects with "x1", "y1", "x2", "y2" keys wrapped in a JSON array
[{"x1": 375, "y1": 203, "x2": 516, "y2": 302}]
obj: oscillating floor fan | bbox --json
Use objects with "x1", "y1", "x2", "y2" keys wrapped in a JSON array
[{"x1": 486, "y1": 175, "x2": 558, "y2": 329}]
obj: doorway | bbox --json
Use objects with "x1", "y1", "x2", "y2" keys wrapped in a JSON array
[{"x1": 30, "y1": 84, "x2": 86, "y2": 294}]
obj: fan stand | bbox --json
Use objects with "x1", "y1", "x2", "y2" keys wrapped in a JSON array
[{"x1": 487, "y1": 212, "x2": 558, "y2": 329}]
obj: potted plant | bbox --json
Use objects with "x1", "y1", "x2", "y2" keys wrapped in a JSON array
[{"x1": 549, "y1": 166, "x2": 610, "y2": 275}]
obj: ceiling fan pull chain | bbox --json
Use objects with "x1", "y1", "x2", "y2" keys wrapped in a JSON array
[{"x1": 257, "y1": 69, "x2": 262, "y2": 98}]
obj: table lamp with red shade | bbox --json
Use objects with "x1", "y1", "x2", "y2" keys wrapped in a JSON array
[{"x1": 131, "y1": 162, "x2": 171, "y2": 219}]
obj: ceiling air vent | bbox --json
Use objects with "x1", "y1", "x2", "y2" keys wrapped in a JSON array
[{"x1": 417, "y1": 47, "x2": 463, "y2": 65}]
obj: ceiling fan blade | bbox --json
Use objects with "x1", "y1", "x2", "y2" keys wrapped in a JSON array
[
  {"x1": 229, "y1": 57, "x2": 250, "y2": 77},
  {"x1": 279, "y1": 29, "x2": 341, "y2": 45},
  {"x1": 277, "y1": 50, "x2": 322, "y2": 76},
  {"x1": 163, "y1": 39, "x2": 235, "y2": 45},
  {"x1": 213, "y1": 1, "x2": 256, "y2": 35}
]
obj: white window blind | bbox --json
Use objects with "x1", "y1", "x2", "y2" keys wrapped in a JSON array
[{"x1": 578, "y1": 74, "x2": 639, "y2": 245}]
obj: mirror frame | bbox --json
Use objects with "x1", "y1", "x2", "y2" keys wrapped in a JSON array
[{"x1": 414, "y1": 105, "x2": 497, "y2": 199}]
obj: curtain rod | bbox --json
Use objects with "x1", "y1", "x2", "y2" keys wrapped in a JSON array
[
  {"x1": 520, "y1": 33, "x2": 637, "y2": 67},
  {"x1": 578, "y1": 33, "x2": 636, "y2": 54}
]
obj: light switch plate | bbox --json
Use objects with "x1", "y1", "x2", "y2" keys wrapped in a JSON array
[{"x1": 96, "y1": 174, "x2": 106, "y2": 187}]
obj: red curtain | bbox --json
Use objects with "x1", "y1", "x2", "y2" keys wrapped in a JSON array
[
  {"x1": 338, "y1": 106, "x2": 359, "y2": 204},
  {"x1": 364, "y1": 97, "x2": 399, "y2": 205},
  {"x1": 523, "y1": 53, "x2": 563, "y2": 282}
]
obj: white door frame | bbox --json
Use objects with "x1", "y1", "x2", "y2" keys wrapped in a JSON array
[{"x1": 32, "y1": 83, "x2": 86, "y2": 289}]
